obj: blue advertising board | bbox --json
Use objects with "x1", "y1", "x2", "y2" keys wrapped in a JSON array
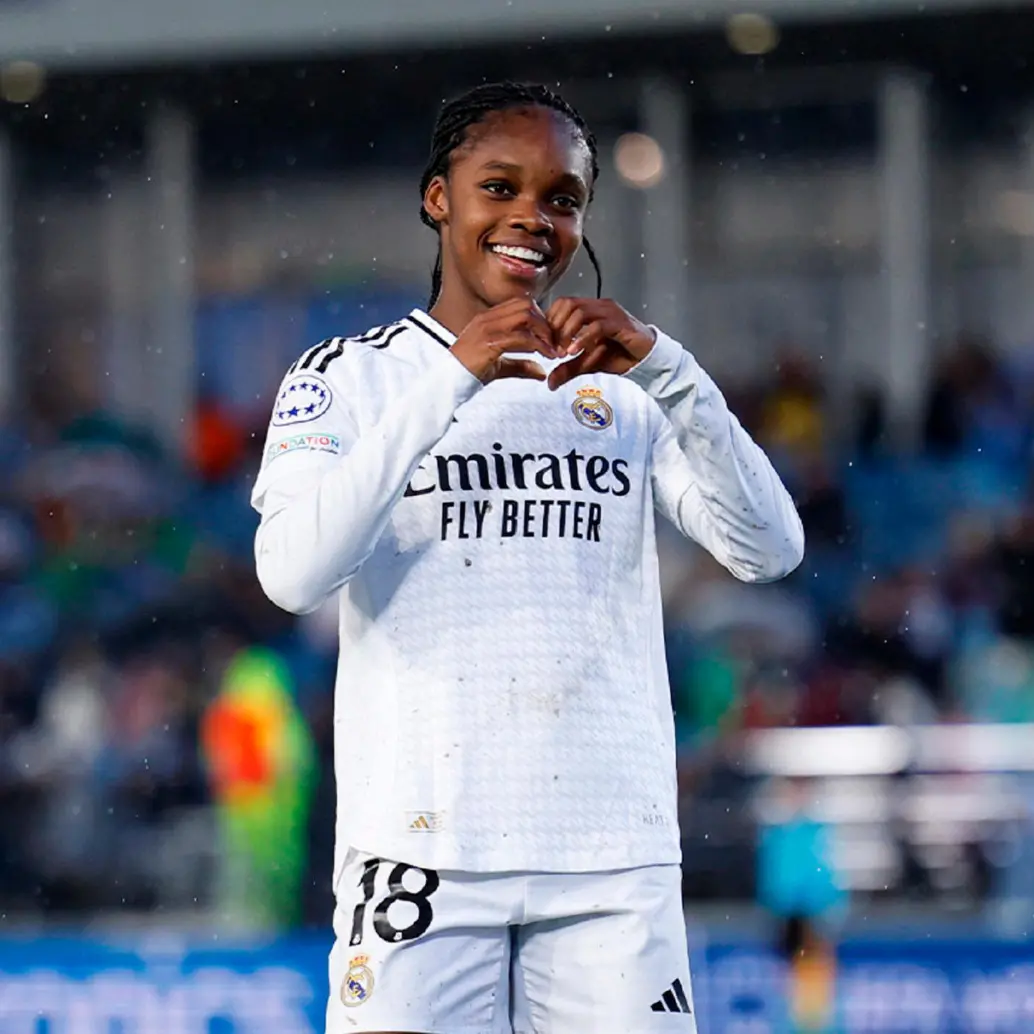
[{"x1": 0, "y1": 932, "x2": 1032, "y2": 1033}]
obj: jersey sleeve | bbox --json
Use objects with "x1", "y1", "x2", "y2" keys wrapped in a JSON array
[
  {"x1": 625, "y1": 330, "x2": 805, "y2": 583},
  {"x1": 252, "y1": 345, "x2": 482, "y2": 615},
  {"x1": 251, "y1": 365, "x2": 358, "y2": 512}
]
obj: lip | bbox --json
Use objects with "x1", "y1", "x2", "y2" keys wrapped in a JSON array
[
  {"x1": 490, "y1": 251, "x2": 548, "y2": 280},
  {"x1": 485, "y1": 241, "x2": 555, "y2": 281},
  {"x1": 487, "y1": 240, "x2": 555, "y2": 262}
]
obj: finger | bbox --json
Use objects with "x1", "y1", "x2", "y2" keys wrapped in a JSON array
[
  {"x1": 495, "y1": 357, "x2": 546, "y2": 382},
  {"x1": 490, "y1": 329, "x2": 556, "y2": 361},
  {"x1": 569, "y1": 320, "x2": 608, "y2": 357},
  {"x1": 492, "y1": 296, "x2": 549, "y2": 324},
  {"x1": 547, "y1": 342, "x2": 609, "y2": 391},
  {"x1": 546, "y1": 297, "x2": 578, "y2": 339},
  {"x1": 487, "y1": 303, "x2": 556, "y2": 357},
  {"x1": 519, "y1": 308, "x2": 559, "y2": 357},
  {"x1": 546, "y1": 296, "x2": 575, "y2": 323},
  {"x1": 556, "y1": 309, "x2": 588, "y2": 355}
]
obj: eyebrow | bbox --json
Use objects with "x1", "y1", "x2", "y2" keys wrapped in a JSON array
[{"x1": 478, "y1": 160, "x2": 588, "y2": 193}]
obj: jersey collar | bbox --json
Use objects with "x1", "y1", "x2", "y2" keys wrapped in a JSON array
[{"x1": 406, "y1": 309, "x2": 455, "y2": 349}]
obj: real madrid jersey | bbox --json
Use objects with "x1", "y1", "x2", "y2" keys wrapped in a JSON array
[{"x1": 252, "y1": 309, "x2": 803, "y2": 874}]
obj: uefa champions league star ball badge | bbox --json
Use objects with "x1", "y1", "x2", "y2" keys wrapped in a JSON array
[
  {"x1": 572, "y1": 387, "x2": 614, "y2": 430},
  {"x1": 271, "y1": 373, "x2": 333, "y2": 426},
  {"x1": 341, "y1": 954, "x2": 375, "y2": 1007}
]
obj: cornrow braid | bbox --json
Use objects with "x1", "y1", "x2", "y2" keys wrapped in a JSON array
[{"x1": 419, "y1": 81, "x2": 603, "y2": 308}]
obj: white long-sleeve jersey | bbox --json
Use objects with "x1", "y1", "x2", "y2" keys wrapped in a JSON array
[{"x1": 252, "y1": 309, "x2": 803, "y2": 875}]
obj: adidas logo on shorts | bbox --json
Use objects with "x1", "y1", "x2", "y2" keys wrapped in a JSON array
[{"x1": 650, "y1": 978, "x2": 692, "y2": 1014}]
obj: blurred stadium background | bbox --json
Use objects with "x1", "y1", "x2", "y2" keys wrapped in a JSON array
[{"x1": 2, "y1": 0, "x2": 1034, "y2": 1030}]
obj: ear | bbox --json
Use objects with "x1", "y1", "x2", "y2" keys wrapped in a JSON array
[{"x1": 423, "y1": 175, "x2": 449, "y2": 226}]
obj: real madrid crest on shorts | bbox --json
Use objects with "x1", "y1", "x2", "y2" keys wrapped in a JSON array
[
  {"x1": 341, "y1": 953, "x2": 375, "y2": 1007},
  {"x1": 572, "y1": 387, "x2": 614, "y2": 430}
]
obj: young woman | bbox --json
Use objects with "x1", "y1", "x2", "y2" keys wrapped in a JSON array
[{"x1": 253, "y1": 81, "x2": 804, "y2": 1034}]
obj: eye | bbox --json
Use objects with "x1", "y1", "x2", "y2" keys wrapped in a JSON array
[
  {"x1": 552, "y1": 194, "x2": 581, "y2": 211},
  {"x1": 481, "y1": 180, "x2": 515, "y2": 197}
]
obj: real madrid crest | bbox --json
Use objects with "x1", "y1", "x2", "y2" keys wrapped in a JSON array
[
  {"x1": 572, "y1": 387, "x2": 614, "y2": 431},
  {"x1": 341, "y1": 953, "x2": 375, "y2": 1008}
]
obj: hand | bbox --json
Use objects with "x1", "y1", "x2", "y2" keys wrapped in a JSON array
[
  {"x1": 449, "y1": 298, "x2": 559, "y2": 384},
  {"x1": 545, "y1": 298, "x2": 657, "y2": 391}
]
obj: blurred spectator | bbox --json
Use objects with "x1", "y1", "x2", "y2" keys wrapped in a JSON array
[
  {"x1": 191, "y1": 393, "x2": 248, "y2": 484},
  {"x1": 757, "y1": 777, "x2": 845, "y2": 1034},
  {"x1": 996, "y1": 498, "x2": 1034, "y2": 640},
  {"x1": 825, "y1": 573, "x2": 948, "y2": 710},
  {"x1": 853, "y1": 384, "x2": 888, "y2": 459},
  {"x1": 201, "y1": 644, "x2": 316, "y2": 930},
  {"x1": 794, "y1": 454, "x2": 851, "y2": 549},
  {"x1": 922, "y1": 335, "x2": 1030, "y2": 465},
  {"x1": 758, "y1": 349, "x2": 826, "y2": 475}
]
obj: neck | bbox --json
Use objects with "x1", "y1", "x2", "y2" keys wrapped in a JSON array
[
  {"x1": 428, "y1": 283, "x2": 489, "y2": 338},
  {"x1": 429, "y1": 281, "x2": 540, "y2": 338}
]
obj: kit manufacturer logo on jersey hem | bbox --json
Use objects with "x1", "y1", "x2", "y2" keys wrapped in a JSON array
[
  {"x1": 407, "y1": 811, "x2": 443, "y2": 832},
  {"x1": 572, "y1": 387, "x2": 614, "y2": 430}
]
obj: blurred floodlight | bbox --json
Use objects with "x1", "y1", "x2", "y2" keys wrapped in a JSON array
[
  {"x1": 994, "y1": 190, "x2": 1034, "y2": 236},
  {"x1": 1, "y1": 61, "x2": 46, "y2": 104},
  {"x1": 614, "y1": 133, "x2": 665, "y2": 189},
  {"x1": 726, "y1": 13, "x2": 780, "y2": 56}
]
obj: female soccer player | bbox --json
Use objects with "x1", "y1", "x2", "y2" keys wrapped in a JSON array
[{"x1": 253, "y1": 81, "x2": 803, "y2": 1034}]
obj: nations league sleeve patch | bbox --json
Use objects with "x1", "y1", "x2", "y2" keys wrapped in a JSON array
[{"x1": 271, "y1": 373, "x2": 333, "y2": 426}]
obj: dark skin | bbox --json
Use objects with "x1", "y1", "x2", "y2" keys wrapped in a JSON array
[
  {"x1": 422, "y1": 106, "x2": 657, "y2": 391},
  {"x1": 363, "y1": 110, "x2": 660, "y2": 1034}
]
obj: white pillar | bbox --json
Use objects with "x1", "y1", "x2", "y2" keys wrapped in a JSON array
[
  {"x1": 103, "y1": 172, "x2": 149, "y2": 422},
  {"x1": 878, "y1": 71, "x2": 931, "y2": 447},
  {"x1": 639, "y1": 79, "x2": 692, "y2": 342},
  {"x1": 0, "y1": 131, "x2": 14, "y2": 421},
  {"x1": 146, "y1": 106, "x2": 196, "y2": 455}
]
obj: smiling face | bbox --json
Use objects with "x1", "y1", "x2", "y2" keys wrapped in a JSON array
[{"x1": 423, "y1": 106, "x2": 593, "y2": 328}]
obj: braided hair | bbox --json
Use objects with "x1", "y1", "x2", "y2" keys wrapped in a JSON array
[{"x1": 419, "y1": 81, "x2": 603, "y2": 308}]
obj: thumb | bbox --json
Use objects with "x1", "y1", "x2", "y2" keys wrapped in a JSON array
[
  {"x1": 547, "y1": 343, "x2": 608, "y2": 392},
  {"x1": 496, "y1": 358, "x2": 547, "y2": 382}
]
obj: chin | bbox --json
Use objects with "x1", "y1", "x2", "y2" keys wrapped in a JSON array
[
  {"x1": 487, "y1": 274, "x2": 558, "y2": 307},
  {"x1": 481, "y1": 282, "x2": 541, "y2": 307}
]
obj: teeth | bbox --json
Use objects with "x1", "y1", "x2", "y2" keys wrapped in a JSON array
[{"x1": 491, "y1": 245, "x2": 547, "y2": 266}]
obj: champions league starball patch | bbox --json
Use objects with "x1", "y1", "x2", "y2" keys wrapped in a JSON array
[{"x1": 271, "y1": 374, "x2": 332, "y2": 426}]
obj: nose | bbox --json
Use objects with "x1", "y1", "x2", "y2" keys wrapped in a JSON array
[{"x1": 508, "y1": 197, "x2": 553, "y2": 236}]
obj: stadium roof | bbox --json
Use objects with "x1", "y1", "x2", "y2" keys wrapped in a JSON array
[{"x1": 0, "y1": 0, "x2": 1031, "y2": 72}]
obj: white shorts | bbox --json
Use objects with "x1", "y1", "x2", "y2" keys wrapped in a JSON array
[{"x1": 326, "y1": 847, "x2": 696, "y2": 1034}]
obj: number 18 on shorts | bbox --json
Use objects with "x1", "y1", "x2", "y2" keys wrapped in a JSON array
[{"x1": 327, "y1": 847, "x2": 697, "y2": 1034}]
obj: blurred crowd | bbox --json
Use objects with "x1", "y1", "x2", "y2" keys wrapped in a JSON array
[
  {"x1": 0, "y1": 310, "x2": 1032, "y2": 924},
  {"x1": 665, "y1": 334, "x2": 1034, "y2": 748},
  {"x1": 0, "y1": 360, "x2": 338, "y2": 924}
]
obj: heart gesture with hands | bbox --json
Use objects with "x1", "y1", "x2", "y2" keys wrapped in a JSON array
[
  {"x1": 449, "y1": 297, "x2": 560, "y2": 384},
  {"x1": 449, "y1": 296, "x2": 656, "y2": 389},
  {"x1": 544, "y1": 298, "x2": 657, "y2": 391}
]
